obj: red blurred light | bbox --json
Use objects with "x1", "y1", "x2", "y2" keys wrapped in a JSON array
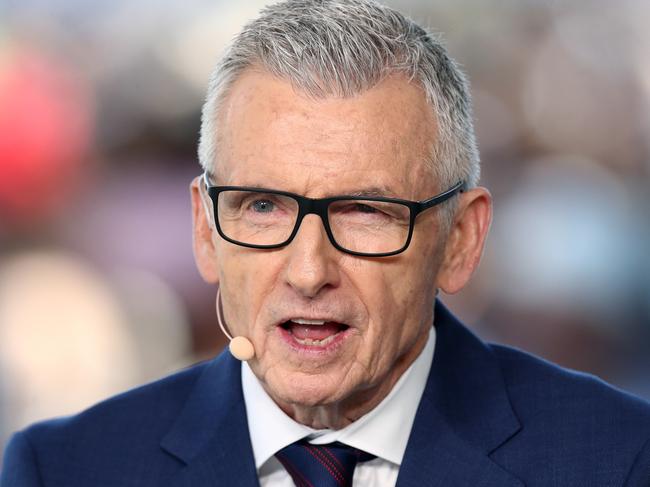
[{"x1": 0, "y1": 46, "x2": 94, "y2": 224}]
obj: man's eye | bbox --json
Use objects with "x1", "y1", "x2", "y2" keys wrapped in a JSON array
[
  {"x1": 251, "y1": 200, "x2": 275, "y2": 213},
  {"x1": 353, "y1": 203, "x2": 379, "y2": 214}
]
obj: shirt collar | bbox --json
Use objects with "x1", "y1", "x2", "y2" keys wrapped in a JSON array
[{"x1": 242, "y1": 327, "x2": 436, "y2": 468}]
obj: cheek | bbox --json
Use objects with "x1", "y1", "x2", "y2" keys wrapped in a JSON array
[
  {"x1": 357, "y1": 254, "x2": 437, "y2": 351},
  {"x1": 217, "y1": 248, "x2": 280, "y2": 335},
  {"x1": 346, "y1": 265, "x2": 413, "y2": 355}
]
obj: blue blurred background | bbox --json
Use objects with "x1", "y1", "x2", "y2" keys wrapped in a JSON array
[{"x1": 1, "y1": 0, "x2": 649, "y2": 458}]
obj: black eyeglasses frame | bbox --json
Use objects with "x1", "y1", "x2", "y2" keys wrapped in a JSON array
[{"x1": 202, "y1": 173, "x2": 466, "y2": 257}]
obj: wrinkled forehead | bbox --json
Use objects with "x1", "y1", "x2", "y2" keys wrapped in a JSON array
[{"x1": 213, "y1": 68, "x2": 439, "y2": 197}]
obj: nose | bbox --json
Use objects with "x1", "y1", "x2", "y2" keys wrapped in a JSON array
[{"x1": 283, "y1": 214, "x2": 340, "y2": 298}]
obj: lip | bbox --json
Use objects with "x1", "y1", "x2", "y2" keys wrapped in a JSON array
[{"x1": 275, "y1": 320, "x2": 354, "y2": 356}]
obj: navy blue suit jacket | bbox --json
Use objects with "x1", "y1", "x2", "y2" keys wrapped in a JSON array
[{"x1": 2, "y1": 301, "x2": 650, "y2": 486}]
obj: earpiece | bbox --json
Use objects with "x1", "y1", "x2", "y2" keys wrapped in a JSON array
[{"x1": 216, "y1": 287, "x2": 255, "y2": 361}]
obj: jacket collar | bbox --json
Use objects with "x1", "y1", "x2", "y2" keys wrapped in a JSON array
[
  {"x1": 161, "y1": 352, "x2": 260, "y2": 486},
  {"x1": 161, "y1": 299, "x2": 523, "y2": 486},
  {"x1": 395, "y1": 300, "x2": 523, "y2": 487}
]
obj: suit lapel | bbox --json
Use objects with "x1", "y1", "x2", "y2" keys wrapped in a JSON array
[
  {"x1": 397, "y1": 300, "x2": 524, "y2": 487},
  {"x1": 161, "y1": 352, "x2": 260, "y2": 487}
]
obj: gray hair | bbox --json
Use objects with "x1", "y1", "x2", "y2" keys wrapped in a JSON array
[{"x1": 198, "y1": 0, "x2": 479, "y2": 199}]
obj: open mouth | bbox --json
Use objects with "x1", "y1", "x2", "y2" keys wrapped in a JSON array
[{"x1": 280, "y1": 319, "x2": 350, "y2": 347}]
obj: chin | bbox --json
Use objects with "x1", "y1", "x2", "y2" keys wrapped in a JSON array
[{"x1": 267, "y1": 370, "x2": 346, "y2": 409}]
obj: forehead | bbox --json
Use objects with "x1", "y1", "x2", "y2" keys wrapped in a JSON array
[{"x1": 215, "y1": 69, "x2": 438, "y2": 198}]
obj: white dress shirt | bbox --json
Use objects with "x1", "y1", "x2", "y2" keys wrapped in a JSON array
[{"x1": 242, "y1": 328, "x2": 436, "y2": 487}]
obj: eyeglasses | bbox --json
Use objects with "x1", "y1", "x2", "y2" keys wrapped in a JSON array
[{"x1": 202, "y1": 173, "x2": 465, "y2": 257}]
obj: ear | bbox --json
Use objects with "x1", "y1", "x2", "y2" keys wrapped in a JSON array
[
  {"x1": 436, "y1": 187, "x2": 492, "y2": 294},
  {"x1": 190, "y1": 176, "x2": 220, "y2": 284}
]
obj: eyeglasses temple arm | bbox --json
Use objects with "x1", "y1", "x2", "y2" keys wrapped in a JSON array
[
  {"x1": 199, "y1": 172, "x2": 216, "y2": 230},
  {"x1": 419, "y1": 180, "x2": 466, "y2": 210}
]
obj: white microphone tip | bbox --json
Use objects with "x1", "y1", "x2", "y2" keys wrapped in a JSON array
[{"x1": 229, "y1": 336, "x2": 255, "y2": 361}]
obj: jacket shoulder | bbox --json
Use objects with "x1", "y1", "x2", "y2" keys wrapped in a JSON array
[
  {"x1": 490, "y1": 343, "x2": 650, "y2": 419},
  {"x1": 5, "y1": 361, "x2": 211, "y2": 487},
  {"x1": 27, "y1": 359, "x2": 208, "y2": 439},
  {"x1": 489, "y1": 343, "x2": 650, "y2": 485}
]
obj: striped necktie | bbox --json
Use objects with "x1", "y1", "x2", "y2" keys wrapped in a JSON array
[{"x1": 275, "y1": 440, "x2": 376, "y2": 487}]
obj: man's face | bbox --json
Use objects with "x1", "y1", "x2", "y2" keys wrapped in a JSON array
[{"x1": 198, "y1": 69, "x2": 449, "y2": 414}]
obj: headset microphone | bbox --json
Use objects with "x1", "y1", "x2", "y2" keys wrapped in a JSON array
[{"x1": 216, "y1": 287, "x2": 256, "y2": 361}]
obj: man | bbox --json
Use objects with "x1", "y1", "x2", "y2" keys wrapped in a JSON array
[{"x1": 2, "y1": 0, "x2": 650, "y2": 485}]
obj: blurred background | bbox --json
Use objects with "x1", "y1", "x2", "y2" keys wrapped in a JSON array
[{"x1": 1, "y1": 0, "x2": 649, "y2": 459}]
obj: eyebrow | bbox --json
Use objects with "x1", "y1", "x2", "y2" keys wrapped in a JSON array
[
  {"x1": 344, "y1": 187, "x2": 400, "y2": 198},
  {"x1": 211, "y1": 178, "x2": 401, "y2": 199}
]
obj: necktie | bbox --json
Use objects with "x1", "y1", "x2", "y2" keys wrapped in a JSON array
[{"x1": 275, "y1": 440, "x2": 375, "y2": 487}]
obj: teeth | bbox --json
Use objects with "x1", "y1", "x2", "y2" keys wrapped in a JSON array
[
  {"x1": 291, "y1": 318, "x2": 327, "y2": 325},
  {"x1": 294, "y1": 335, "x2": 337, "y2": 346}
]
